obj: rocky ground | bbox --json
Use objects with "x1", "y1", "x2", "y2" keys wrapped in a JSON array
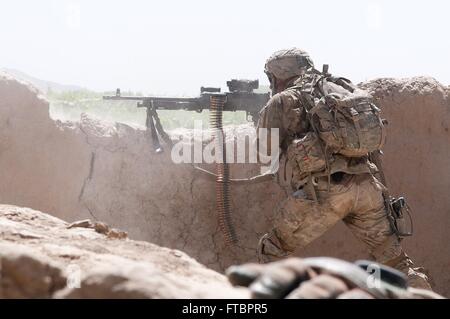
[{"x1": 0, "y1": 205, "x2": 247, "y2": 298}]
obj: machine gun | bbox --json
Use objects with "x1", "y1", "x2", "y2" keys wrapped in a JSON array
[
  {"x1": 103, "y1": 79, "x2": 270, "y2": 153},
  {"x1": 103, "y1": 79, "x2": 270, "y2": 246}
]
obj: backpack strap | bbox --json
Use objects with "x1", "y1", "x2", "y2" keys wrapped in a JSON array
[
  {"x1": 306, "y1": 173, "x2": 318, "y2": 202},
  {"x1": 377, "y1": 111, "x2": 388, "y2": 151},
  {"x1": 304, "y1": 97, "x2": 333, "y2": 194},
  {"x1": 349, "y1": 106, "x2": 364, "y2": 152},
  {"x1": 291, "y1": 72, "x2": 334, "y2": 195}
]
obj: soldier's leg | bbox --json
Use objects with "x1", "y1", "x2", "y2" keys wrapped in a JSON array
[
  {"x1": 343, "y1": 175, "x2": 432, "y2": 290},
  {"x1": 258, "y1": 179, "x2": 353, "y2": 263}
]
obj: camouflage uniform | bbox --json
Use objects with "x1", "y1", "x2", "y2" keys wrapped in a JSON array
[{"x1": 257, "y1": 49, "x2": 432, "y2": 290}]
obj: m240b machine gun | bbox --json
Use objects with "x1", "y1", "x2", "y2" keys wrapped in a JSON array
[
  {"x1": 103, "y1": 79, "x2": 270, "y2": 246},
  {"x1": 103, "y1": 79, "x2": 270, "y2": 153}
]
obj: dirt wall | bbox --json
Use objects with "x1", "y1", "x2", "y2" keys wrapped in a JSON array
[{"x1": 0, "y1": 73, "x2": 448, "y2": 296}]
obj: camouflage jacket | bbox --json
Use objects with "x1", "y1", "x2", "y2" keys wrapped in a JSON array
[{"x1": 257, "y1": 75, "x2": 377, "y2": 188}]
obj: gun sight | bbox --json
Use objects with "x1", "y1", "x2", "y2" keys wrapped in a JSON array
[{"x1": 227, "y1": 79, "x2": 259, "y2": 93}]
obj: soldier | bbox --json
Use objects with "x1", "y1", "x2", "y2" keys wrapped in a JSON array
[{"x1": 256, "y1": 48, "x2": 432, "y2": 290}]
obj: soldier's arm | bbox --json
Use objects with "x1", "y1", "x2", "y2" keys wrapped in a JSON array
[
  {"x1": 256, "y1": 91, "x2": 308, "y2": 157},
  {"x1": 256, "y1": 95, "x2": 285, "y2": 162}
]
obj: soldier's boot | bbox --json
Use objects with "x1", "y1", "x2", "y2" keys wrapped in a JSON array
[
  {"x1": 384, "y1": 252, "x2": 432, "y2": 290},
  {"x1": 257, "y1": 231, "x2": 290, "y2": 264}
]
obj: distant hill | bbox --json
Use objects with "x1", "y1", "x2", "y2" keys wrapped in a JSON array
[{"x1": 1, "y1": 68, "x2": 84, "y2": 94}]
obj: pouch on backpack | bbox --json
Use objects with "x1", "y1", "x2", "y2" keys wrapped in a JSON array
[
  {"x1": 286, "y1": 132, "x2": 327, "y2": 177},
  {"x1": 304, "y1": 78, "x2": 387, "y2": 157}
]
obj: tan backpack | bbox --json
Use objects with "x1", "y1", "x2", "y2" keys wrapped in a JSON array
[
  {"x1": 296, "y1": 74, "x2": 386, "y2": 158},
  {"x1": 285, "y1": 71, "x2": 386, "y2": 181}
]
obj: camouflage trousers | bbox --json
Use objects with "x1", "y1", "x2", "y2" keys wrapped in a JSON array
[{"x1": 258, "y1": 173, "x2": 432, "y2": 290}]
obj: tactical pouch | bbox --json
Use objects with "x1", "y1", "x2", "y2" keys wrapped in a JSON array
[
  {"x1": 389, "y1": 197, "x2": 413, "y2": 237},
  {"x1": 286, "y1": 132, "x2": 327, "y2": 178}
]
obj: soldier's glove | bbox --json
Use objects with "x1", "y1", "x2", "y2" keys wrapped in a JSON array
[{"x1": 226, "y1": 257, "x2": 434, "y2": 299}]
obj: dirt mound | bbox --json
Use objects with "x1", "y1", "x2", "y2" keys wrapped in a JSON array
[
  {"x1": 0, "y1": 73, "x2": 448, "y2": 296},
  {"x1": 0, "y1": 205, "x2": 246, "y2": 298}
]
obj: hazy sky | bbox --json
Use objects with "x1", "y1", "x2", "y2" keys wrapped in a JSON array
[{"x1": 1, "y1": 0, "x2": 449, "y2": 95}]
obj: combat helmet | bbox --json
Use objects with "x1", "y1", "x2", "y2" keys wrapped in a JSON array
[{"x1": 264, "y1": 48, "x2": 315, "y2": 81}]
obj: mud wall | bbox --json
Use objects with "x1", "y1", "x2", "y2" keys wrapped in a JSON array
[{"x1": 0, "y1": 73, "x2": 448, "y2": 296}]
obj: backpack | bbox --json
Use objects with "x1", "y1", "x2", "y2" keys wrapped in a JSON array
[
  {"x1": 297, "y1": 73, "x2": 386, "y2": 158},
  {"x1": 285, "y1": 70, "x2": 386, "y2": 180}
]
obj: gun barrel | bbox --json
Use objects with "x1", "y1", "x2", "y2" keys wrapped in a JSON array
[
  {"x1": 102, "y1": 88, "x2": 270, "y2": 119},
  {"x1": 103, "y1": 94, "x2": 206, "y2": 111},
  {"x1": 103, "y1": 95, "x2": 200, "y2": 103},
  {"x1": 103, "y1": 95, "x2": 146, "y2": 101}
]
